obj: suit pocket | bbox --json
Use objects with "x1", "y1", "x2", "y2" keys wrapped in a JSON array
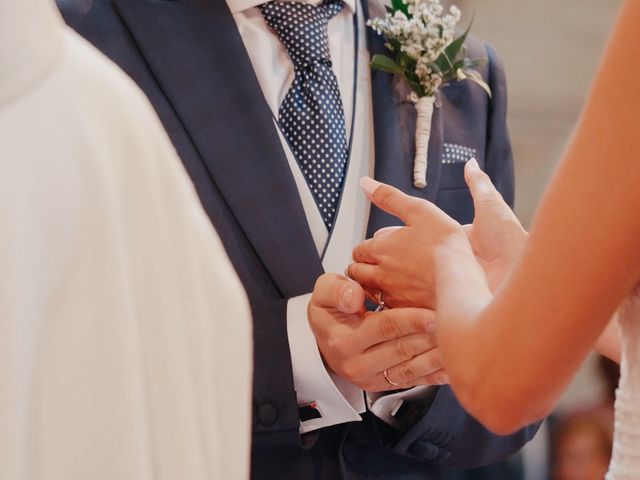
[{"x1": 438, "y1": 143, "x2": 479, "y2": 189}]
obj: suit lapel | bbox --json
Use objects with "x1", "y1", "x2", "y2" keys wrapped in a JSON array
[
  {"x1": 113, "y1": 0, "x2": 323, "y2": 296},
  {"x1": 363, "y1": 0, "x2": 443, "y2": 236}
]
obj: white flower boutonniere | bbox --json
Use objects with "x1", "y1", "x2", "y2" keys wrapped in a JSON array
[{"x1": 367, "y1": 0, "x2": 491, "y2": 188}]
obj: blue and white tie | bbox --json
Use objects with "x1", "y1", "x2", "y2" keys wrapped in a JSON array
[{"x1": 260, "y1": 0, "x2": 348, "y2": 230}]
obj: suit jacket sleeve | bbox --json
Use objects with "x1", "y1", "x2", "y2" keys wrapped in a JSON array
[
  {"x1": 384, "y1": 44, "x2": 541, "y2": 469},
  {"x1": 484, "y1": 43, "x2": 515, "y2": 208}
]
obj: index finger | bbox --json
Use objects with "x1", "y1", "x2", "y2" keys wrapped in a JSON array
[
  {"x1": 360, "y1": 177, "x2": 432, "y2": 226},
  {"x1": 358, "y1": 308, "x2": 436, "y2": 349}
]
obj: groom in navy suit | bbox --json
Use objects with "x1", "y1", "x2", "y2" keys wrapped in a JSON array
[{"x1": 58, "y1": 0, "x2": 538, "y2": 478}]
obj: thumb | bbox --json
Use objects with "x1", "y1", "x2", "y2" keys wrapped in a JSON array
[
  {"x1": 464, "y1": 159, "x2": 501, "y2": 208},
  {"x1": 311, "y1": 273, "x2": 365, "y2": 314}
]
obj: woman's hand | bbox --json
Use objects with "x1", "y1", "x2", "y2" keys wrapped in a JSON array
[
  {"x1": 462, "y1": 160, "x2": 528, "y2": 292},
  {"x1": 347, "y1": 160, "x2": 528, "y2": 308},
  {"x1": 347, "y1": 177, "x2": 465, "y2": 309}
]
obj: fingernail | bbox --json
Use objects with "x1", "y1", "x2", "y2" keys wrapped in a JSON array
[
  {"x1": 466, "y1": 158, "x2": 479, "y2": 171},
  {"x1": 340, "y1": 287, "x2": 354, "y2": 311},
  {"x1": 360, "y1": 177, "x2": 382, "y2": 197},
  {"x1": 466, "y1": 158, "x2": 491, "y2": 194},
  {"x1": 374, "y1": 226, "x2": 401, "y2": 238}
]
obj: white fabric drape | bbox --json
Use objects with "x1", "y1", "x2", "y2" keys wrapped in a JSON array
[{"x1": 0, "y1": 2, "x2": 252, "y2": 479}]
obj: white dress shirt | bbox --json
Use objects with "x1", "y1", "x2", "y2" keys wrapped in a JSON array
[
  {"x1": 0, "y1": 1, "x2": 252, "y2": 478},
  {"x1": 230, "y1": 0, "x2": 431, "y2": 433}
]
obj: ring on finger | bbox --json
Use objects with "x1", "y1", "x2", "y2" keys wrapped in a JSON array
[
  {"x1": 376, "y1": 291, "x2": 385, "y2": 312},
  {"x1": 383, "y1": 368, "x2": 400, "y2": 387}
]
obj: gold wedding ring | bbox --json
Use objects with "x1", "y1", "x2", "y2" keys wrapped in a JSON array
[
  {"x1": 383, "y1": 368, "x2": 400, "y2": 387},
  {"x1": 376, "y1": 291, "x2": 385, "y2": 312}
]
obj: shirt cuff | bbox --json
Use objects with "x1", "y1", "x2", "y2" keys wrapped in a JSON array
[
  {"x1": 287, "y1": 293, "x2": 365, "y2": 434},
  {"x1": 367, "y1": 386, "x2": 436, "y2": 427}
]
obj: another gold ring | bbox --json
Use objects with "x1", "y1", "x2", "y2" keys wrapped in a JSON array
[
  {"x1": 376, "y1": 291, "x2": 385, "y2": 312},
  {"x1": 383, "y1": 368, "x2": 400, "y2": 387}
]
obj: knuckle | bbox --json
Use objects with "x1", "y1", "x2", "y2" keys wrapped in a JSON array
[
  {"x1": 346, "y1": 263, "x2": 359, "y2": 280},
  {"x1": 312, "y1": 273, "x2": 329, "y2": 293},
  {"x1": 428, "y1": 355, "x2": 443, "y2": 372},
  {"x1": 394, "y1": 339, "x2": 416, "y2": 361},
  {"x1": 378, "y1": 189, "x2": 397, "y2": 210},
  {"x1": 378, "y1": 316, "x2": 403, "y2": 339},
  {"x1": 398, "y1": 363, "x2": 417, "y2": 381},
  {"x1": 413, "y1": 310, "x2": 431, "y2": 332},
  {"x1": 367, "y1": 239, "x2": 384, "y2": 259}
]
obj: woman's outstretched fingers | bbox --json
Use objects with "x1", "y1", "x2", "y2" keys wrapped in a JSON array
[
  {"x1": 346, "y1": 262, "x2": 381, "y2": 291},
  {"x1": 352, "y1": 238, "x2": 378, "y2": 264},
  {"x1": 360, "y1": 177, "x2": 430, "y2": 225}
]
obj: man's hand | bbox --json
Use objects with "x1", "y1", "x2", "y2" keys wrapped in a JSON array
[{"x1": 308, "y1": 274, "x2": 447, "y2": 392}]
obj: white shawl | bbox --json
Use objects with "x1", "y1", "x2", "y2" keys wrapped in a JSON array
[{"x1": 0, "y1": 1, "x2": 252, "y2": 479}]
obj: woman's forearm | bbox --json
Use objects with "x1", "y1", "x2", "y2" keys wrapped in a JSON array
[{"x1": 439, "y1": 0, "x2": 640, "y2": 434}]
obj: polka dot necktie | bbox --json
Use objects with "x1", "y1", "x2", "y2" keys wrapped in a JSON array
[{"x1": 260, "y1": 0, "x2": 348, "y2": 230}]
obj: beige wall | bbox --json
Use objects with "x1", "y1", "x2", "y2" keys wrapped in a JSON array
[
  {"x1": 449, "y1": 0, "x2": 623, "y2": 409},
  {"x1": 450, "y1": 0, "x2": 622, "y2": 226}
]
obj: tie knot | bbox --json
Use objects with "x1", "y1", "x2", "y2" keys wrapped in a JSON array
[{"x1": 259, "y1": 0, "x2": 344, "y2": 69}]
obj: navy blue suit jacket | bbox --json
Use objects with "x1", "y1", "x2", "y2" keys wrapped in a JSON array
[{"x1": 58, "y1": 0, "x2": 538, "y2": 477}]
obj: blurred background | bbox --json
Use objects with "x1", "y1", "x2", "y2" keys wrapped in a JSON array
[{"x1": 440, "y1": 1, "x2": 623, "y2": 479}]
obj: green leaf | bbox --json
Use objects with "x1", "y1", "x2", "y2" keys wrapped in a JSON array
[
  {"x1": 385, "y1": 5, "x2": 394, "y2": 14},
  {"x1": 464, "y1": 69, "x2": 492, "y2": 98},
  {"x1": 452, "y1": 59, "x2": 467, "y2": 70},
  {"x1": 427, "y1": 62, "x2": 443, "y2": 76},
  {"x1": 391, "y1": 0, "x2": 409, "y2": 17},
  {"x1": 404, "y1": 77, "x2": 424, "y2": 96},
  {"x1": 434, "y1": 50, "x2": 454, "y2": 74},
  {"x1": 370, "y1": 55, "x2": 403, "y2": 75},
  {"x1": 446, "y1": 16, "x2": 474, "y2": 61},
  {"x1": 434, "y1": 16, "x2": 475, "y2": 73}
]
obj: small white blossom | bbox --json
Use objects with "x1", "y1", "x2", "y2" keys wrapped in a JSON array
[{"x1": 366, "y1": 0, "x2": 463, "y2": 96}]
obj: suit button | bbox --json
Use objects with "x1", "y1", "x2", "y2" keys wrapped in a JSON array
[
  {"x1": 258, "y1": 403, "x2": 279, "y2": 426},
  {"x1": 408, "y1": 440, "x2": 450, "y2": 464}
]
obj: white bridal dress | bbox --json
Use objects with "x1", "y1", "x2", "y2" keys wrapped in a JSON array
[
  {"x1": 607, "y1": 288, "x2": 640, "y2": 479},
  {"x1": 0, "y1": 1, "x2": 252, "y2": 479}
]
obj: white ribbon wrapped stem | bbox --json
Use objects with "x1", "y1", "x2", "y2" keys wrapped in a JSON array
[{"x1": 413, "y1": 95, "x2": 436, "y2": 188}]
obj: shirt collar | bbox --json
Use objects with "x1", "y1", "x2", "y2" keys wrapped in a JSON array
[{"x1": 227, "y1": 0, "x2": 356, "y2": 16}]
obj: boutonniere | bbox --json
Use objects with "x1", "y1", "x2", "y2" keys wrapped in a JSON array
[{"x1": 367, "y1": 0, "x2": 491, "y2": 188}]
